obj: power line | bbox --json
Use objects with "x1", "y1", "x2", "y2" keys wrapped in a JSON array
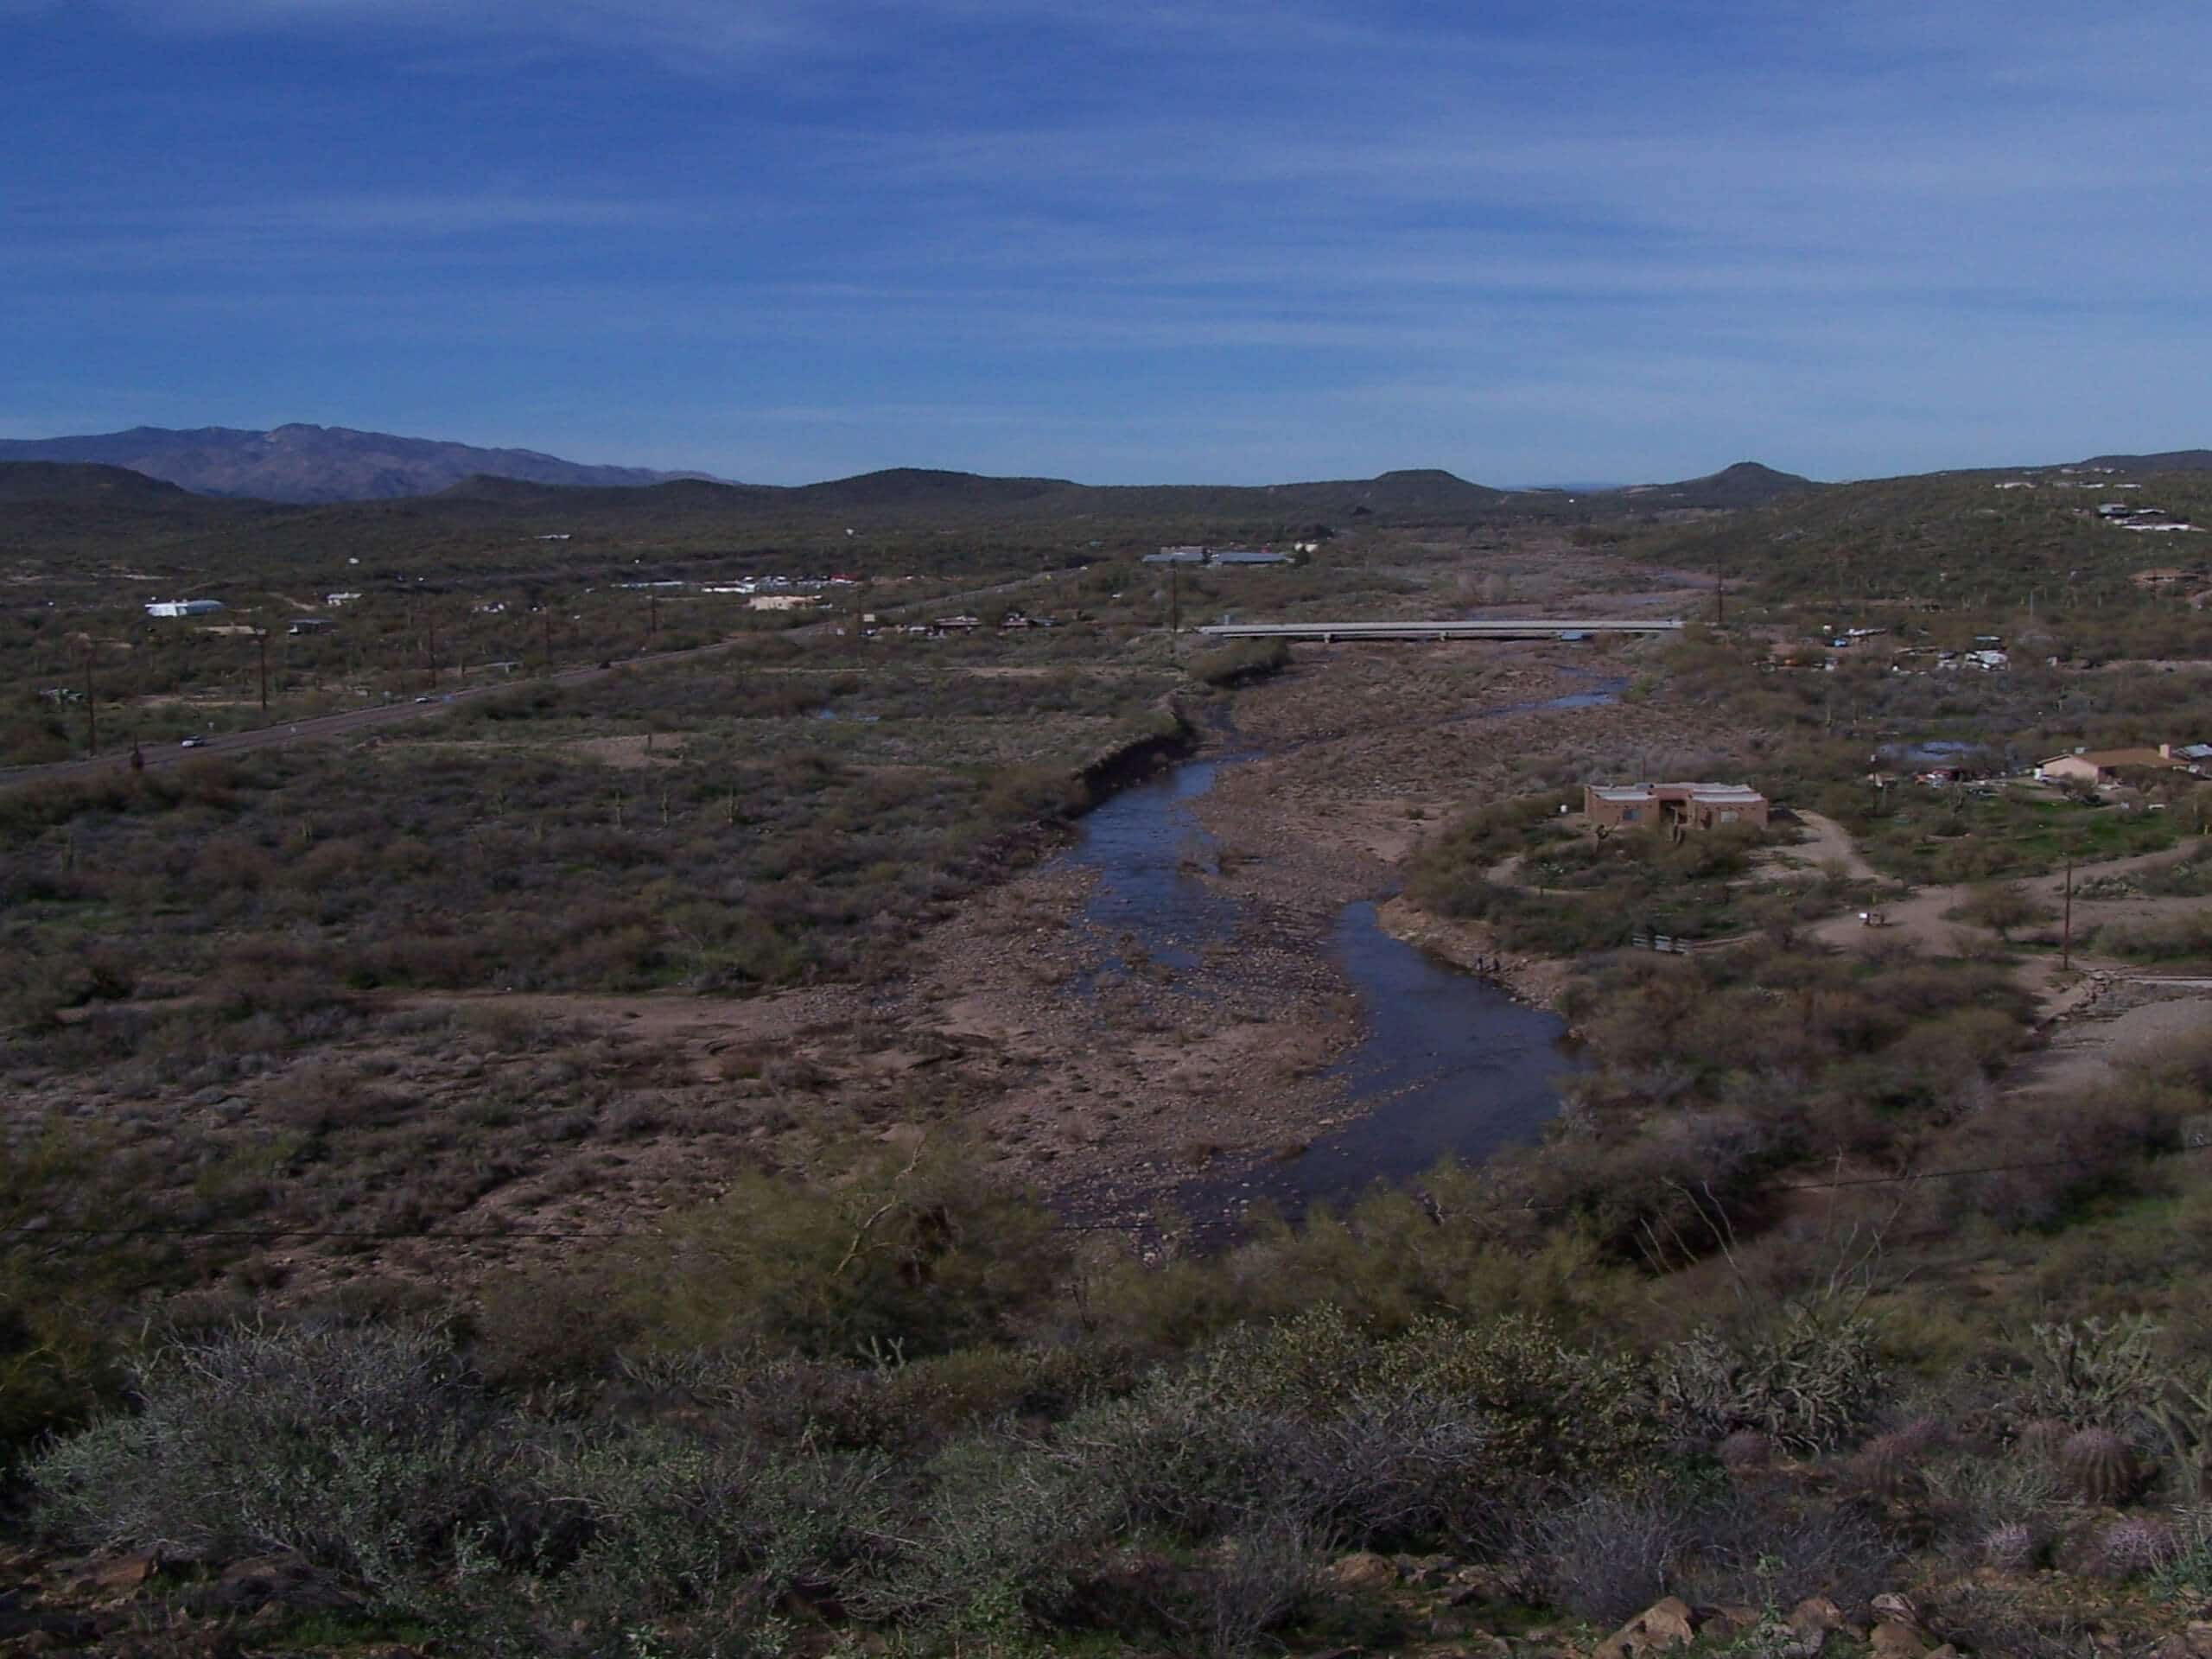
[{"x1": 3, "y1": 1225, "x2": 632, "y2": 1242}]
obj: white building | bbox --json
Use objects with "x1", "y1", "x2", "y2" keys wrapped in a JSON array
[
  {"x1": 144, "y1": 599, "x2": 225, "y2": 618},
  {"x1": 325, "y1": 591, "x2": 364, "y2": 607}
]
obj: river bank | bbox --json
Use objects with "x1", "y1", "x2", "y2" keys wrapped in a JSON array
[{"x1": 891, "y1": 640, "x2": 1689, "y2": 1231}]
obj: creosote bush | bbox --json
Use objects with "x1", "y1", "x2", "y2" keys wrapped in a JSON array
[{"x1": 29, "y1": 1322, "x2": 494, "y2": 1590}]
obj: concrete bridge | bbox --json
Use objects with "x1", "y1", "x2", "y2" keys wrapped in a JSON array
[{"x1": 1195, "y1": 618, "x2": 1684, "y2": 643}]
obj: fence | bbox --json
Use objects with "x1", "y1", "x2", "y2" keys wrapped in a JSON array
[{"x1": 1629, "y1": 931, "x2": 1752, "y2": 956}]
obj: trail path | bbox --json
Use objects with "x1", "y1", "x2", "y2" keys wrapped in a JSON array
[
  {"x1": 1764, "y1": 810, "x2": 1880, "y2": 881},
  {"x1": 1807, "y1": 841, "x2": 2205, "y2": 959},
  {"x1": 1789, "y1": 824, "x2": 2212, "y2": 1104}
]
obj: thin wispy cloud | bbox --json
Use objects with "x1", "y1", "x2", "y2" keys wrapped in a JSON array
[{"x1": 6, "y1": 0, "x2": 2211, "y2": 482}]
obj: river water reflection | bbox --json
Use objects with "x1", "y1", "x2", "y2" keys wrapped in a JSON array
[{"x1": 1057, "y1": 747, "x2": 1581, "y2": 1221}]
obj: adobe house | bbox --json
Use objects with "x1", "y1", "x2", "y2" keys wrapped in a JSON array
[
  {"x1": 2035, "y1": 746, "x2": 2191, "y2": 785},
  {"x1": 1583, "y1": 782, "x2": 1770, "y2": 832}
]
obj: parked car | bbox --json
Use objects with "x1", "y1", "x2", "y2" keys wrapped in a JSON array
[{"x1": 179, "y1": 735, "x2": 206, "y2": 748}]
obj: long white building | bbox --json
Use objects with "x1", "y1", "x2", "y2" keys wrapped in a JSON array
[{"x1": 144, "y1": 599, "x2": 226, "y2": 618}]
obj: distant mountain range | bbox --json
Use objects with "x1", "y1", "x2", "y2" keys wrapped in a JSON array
[
  {"x1": 0, "y1": 423, "x2": 1819, "y2": 521},
  {"x1": 2079, "y1": 449, "x2": 2212, "y2": 474},
  {"x1": 0, "y1": 424, "x2": 718, "y2": 504},
  {"x1": 5, "y1": 423, "x2": 2207, "y2": 513}
]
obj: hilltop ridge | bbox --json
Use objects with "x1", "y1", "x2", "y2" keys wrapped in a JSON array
[{"x1": 0, "y1": 423, "x2": 720, "y2": 504}]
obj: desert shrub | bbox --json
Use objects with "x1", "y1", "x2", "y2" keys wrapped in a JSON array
[
  {"x1": 2090, "y1": 1515, "x2": 2177, "y2": 1580},
  {"x1": 1191, "y1": 1515, "x2": 1327, "y2": 1659},
  {"x1": 1187, "y1": 638, "x2": 1291, "y2": 688},
  {"x1": 1928, "y1": 1448, "x2": 2065, "y2": 1567},
  {"x1": 981, "y1": 761, "x2": 1087, "y2": 822},
  {"x1": 844, "y1": 1433, "x2": 1117, "y2": 1636},
  {"x1": 30, "y1": 1322, "x2": 499, "y2": 1590},
  {"x1": 1950, "y1": 880, "x2": 2056, "y2": 938},
  {"x1": 514, "y1": 1428, "x2": 896, "y2": 1643},
  {"x1": 1064, "y1": 1368, "x2": 1490, "y2": 1548},
  {"x1": 1518, "y1": 1484, "x2": 1895, "y2": 1627},
  {"x1": 1062, "y1": 1307, "x2": 1664, "y2": 1553},
  {"x1": 1926, "y1": 1580, "x2": 2111, "y2": 1658},
  {"x1": 621, "y1": 1145, "x2": 1068, "y2": 1361},
  {"x1": 0, "y1": 1268, "x2": 119, "y2": 1465},
  {"x1": 1676, "y1": 1486, "x2": 1897, "y2": 1613},
  {"x1": 2154, "y1": 1505, "x2": 2212, "y2": 1597},
  {"x1": 1659, "y1": 1296, "x2": 1886, "y2": 1453},
  {"x1": 2094, "y1": 910, "x2": 2212, "y2": 960},
  {"x1": 1516, "y1": 1489, "x2": 1681, "y2": 1625}
]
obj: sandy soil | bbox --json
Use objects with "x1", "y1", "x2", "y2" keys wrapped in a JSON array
[
  {"x1": 1759, "y1": 810, "x2": 1881, "y2": 882},
  {"x1": 2012, "y1": 982, "x2": 2212, "y2": 1101},
  {"x1": 1806, "y1": 842, "x2": 2209, "y2": 964}
]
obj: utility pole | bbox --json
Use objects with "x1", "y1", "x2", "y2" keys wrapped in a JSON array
[
  {"x1": 1715, "y1": 556, "x2": 1726, "y2": 627},
  {"x1": 257, "y1": 630, "x2": 270, "y2": 714},
  {"x1": 425, "y1": 612, "x2": 439, "y2": 690},
  {"x1": 83, "y1": 644, "x2": 97, "y2": 756},
  {"x1": 2062, "y1": 849, "x2": 2075, "y2": 971},
  {"x1": 1170, "y1": 563, "x2": 1181, "y2": 635},
  {"x1": 542, "y1": 610, "x2": 553, "y2": 669},
  {"x1": 648, "y1": 594, "x2": 658, "y2": 646}
]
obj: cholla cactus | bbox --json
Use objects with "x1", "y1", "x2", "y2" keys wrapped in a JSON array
[
  {"x1": 2026, "y1": 1318, "x2": 2162, "y2": 1429},
  {"x1": 2061, "y1": 1427, "x2": 2141, "y2": 1505},
  {"x1": 1659, "y1": 1299, "x2": 1885, "y2": 1454},
  {"x1": 2092, "y1": 1516, "x2": 2177, "y2": 1580},
  {"x1": 1981, "y1": 1521, "x2": 2037, "y2": 1572}
]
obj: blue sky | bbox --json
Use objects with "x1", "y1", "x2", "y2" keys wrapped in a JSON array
[{"x1": 5, "y1": 1, "x2": 2210, "y2": 485}]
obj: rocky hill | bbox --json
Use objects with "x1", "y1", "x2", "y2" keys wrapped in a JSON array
[{"x1": 0, "y1": 424, "x2": 716, "y2": 504}]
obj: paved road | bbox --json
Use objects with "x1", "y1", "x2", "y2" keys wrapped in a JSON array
[{"x1": 0, "y1": 572, "x2": 1058, "y2": 791}]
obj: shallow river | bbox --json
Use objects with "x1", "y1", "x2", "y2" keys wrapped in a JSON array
[{"x1": 1058, "y1": 729, "x2": 1586, "y2": 1222}]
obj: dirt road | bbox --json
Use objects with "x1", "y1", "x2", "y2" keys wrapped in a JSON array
[{"x1": 1806, "y1": 841, "x2": 2205, "y2": 961}]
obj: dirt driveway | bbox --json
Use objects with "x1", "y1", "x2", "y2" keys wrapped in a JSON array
[
  {"x1": 1764, "y1": 810, "x2": 1881, "y2": 882},
  {"x1": 1807, "y1": 842, "x2": 2207, "y2": 963}
]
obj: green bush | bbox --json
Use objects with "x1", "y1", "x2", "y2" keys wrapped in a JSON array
[
  {"x1": 31, "y1": 1323, "x2": 498, "y2": 1590},
  {"x1": 1187, "y1": 637, "x2": 1291, "y2": 688},
  {"x1": 620, "y1": 1144, "x2": 1069, "y2": 1361},
  {"x1": 1061, "y1": 1306, "x2": 1666, "y2": 1552}
]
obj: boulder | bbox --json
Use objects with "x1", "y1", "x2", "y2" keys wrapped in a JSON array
[
  {"x1": 1393, "y1": 1552, "x2": 1459, "y2": 1586},
  {"x1": 1324, "y1": 1551, "x2": 1399, "y2": 1593},
  {"x1": 1870, "y1": 1620, "x2": 1929, "y2": 1659},
  {"x1": 1789, "y1": 1597, "x2": 1846, "y2": 1638},
  {"x1": 1871, "y1": 1592, "x2": 1922, "y2": 1627},
  {"x1": 1699, "y1": 1605, "x2": 1762, "y2": 1637},
  {"x1": 1593, "y1": 1596, "x2": 1699, "y2": 1658},
  {"x1": 76, "y1": 1553, "x2": 160, "y2": 1592}
]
